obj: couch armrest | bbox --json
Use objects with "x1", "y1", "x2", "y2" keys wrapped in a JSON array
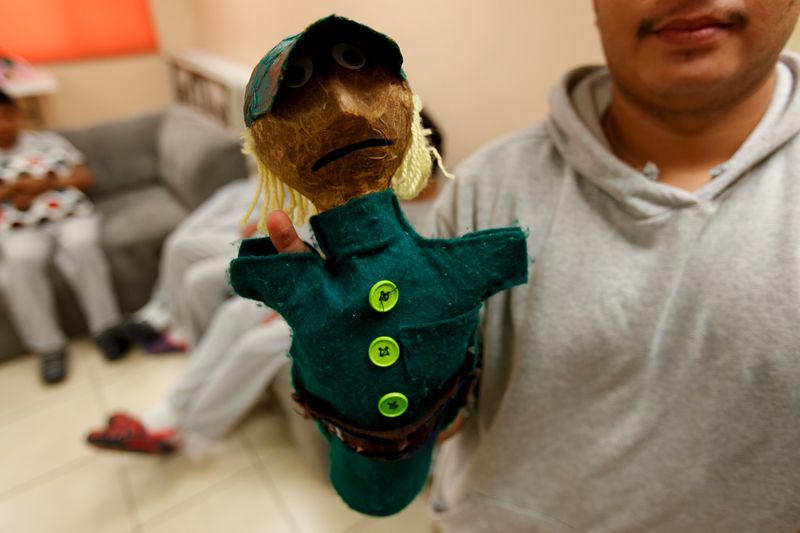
[{"x1": 157, "y1": 105, "x2": 249, "y2": 209}]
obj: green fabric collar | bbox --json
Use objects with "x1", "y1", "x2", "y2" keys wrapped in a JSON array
[{"x1": 310, "y1": 190, "x2": 410, "y2": 261}]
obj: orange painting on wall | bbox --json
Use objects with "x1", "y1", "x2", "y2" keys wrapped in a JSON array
[{"x1": 0, "y1": 0, "x2": 158, "y2": 63}]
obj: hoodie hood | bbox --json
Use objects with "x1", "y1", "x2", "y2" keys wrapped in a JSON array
[{"x1": 546, "y1": 52, "x2": 800, "y2": 219}]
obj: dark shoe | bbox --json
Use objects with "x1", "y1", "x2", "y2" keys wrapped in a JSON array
[
  {"x1": 41, "y1": 348, "x2": 67, "y2": 384},
  {"x1": 86, "y1": 413, "x2": 177, "y2": 455},
  {"x1": 118, "y1": 318, "x2": 161, "y2": 347},
  {"x1": 94, "y1": 325, "x2": 132, "y2": 361}
]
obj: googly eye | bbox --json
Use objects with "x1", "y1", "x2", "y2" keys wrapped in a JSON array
[
  {"x1": 283, "y1": 56, "x2": 313, "y2": 88},
  {"x1": 332, "y1": 43, "x2": 366, "y2": 70}
]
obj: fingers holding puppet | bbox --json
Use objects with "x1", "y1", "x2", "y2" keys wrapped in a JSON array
[{"x1": 265, "y1": 210, "x2": 310, "y2": 254}]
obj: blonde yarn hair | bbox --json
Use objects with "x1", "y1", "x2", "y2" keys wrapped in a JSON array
[
  {"x1": 241, "y1": 132, "x2": 316, "y2": 233},
  {"x1": 391, "y1": 94, "x2": 454, "y2": 198},
  {"x1": 241, "y1": 94, "x2": 452, "y2": 233}
]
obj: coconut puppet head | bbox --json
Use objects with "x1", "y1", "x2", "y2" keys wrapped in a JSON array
[
  {"x1": 242, "y1": 15, "x2": 443, "y2": 227},
  {"x1": 230, "y1": 15, "x2": 528, "y2": 517}
]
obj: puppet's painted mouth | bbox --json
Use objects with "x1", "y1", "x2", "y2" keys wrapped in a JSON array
[{"x1": 312, "y1": 138, "x2": 393, "y2": 171}]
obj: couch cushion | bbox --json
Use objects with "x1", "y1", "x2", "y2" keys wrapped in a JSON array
[
  {"x1": 158, "y1": 105, "x2": 248, "y2": 210},
  {"x1": 60, "y1": 112, "x2": 163, "y2": 199},
  {"x1": 95, "y1": 184, "x2": 188, "y2": 311}
]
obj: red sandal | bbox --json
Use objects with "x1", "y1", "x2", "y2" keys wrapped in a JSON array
[{"x1": 87, "y1": 413, "x2": 178, "y2": 455}]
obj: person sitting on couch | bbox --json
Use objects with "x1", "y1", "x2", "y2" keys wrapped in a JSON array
[
  {"x1": 0, "y1": 90, "x2": 131, "y2": 383},
  {"x1": 126, "y1": 176, "x2": 260, "y2": 353}
]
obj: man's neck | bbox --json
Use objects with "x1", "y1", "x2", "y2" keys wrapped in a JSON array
[{"x1": 601, "y1": 70, "x2": 777, "y2": 192}]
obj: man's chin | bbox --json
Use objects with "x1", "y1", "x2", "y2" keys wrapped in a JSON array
[{"x1": 646, "y1": 58, "x2": 748, "y2": 98}]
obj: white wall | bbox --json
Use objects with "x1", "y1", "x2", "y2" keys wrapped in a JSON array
[
  {"x1": 193, "y1": 0, "x2": 604, "y2": 165},
  {"x1": 790, "y1": 23, "x2": 800, "y2": 50}
]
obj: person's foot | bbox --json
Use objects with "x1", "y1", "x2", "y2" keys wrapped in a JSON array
[
  {"x1": 86, "y1": 413, "x2": 178, "y2": 455},
  {"x1": 94, "y1": 325, "x2": 132, "y2": 361},
  {"x1": 40, "y1": 348, "x2": 67, "y2": 384},
  {"x1": 145, "y1": 332, "x2": 188, "y2": 354},
  {"x1": 119, "y1": 318, "x2": 162, "y2": 347}
]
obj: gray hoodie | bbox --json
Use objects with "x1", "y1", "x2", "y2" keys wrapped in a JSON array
[{"x1": 430, "y1": 52, "x2": 800, "y2": 533}]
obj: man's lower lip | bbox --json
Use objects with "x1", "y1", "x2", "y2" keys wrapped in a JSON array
[{"x1": 654, "y1": 25, "x2": 728, "y2": 45}]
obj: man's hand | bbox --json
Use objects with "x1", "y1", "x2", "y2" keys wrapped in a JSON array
[{"x1": 267, "y1": 210, "x2": 309, "y2": 253}]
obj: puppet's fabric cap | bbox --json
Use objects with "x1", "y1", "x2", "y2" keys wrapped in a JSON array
[
  {"x1": 328, "y1": 435, "x2": 434, "y2": 516},
  {"x1": 244, "y1": 14, "x2": 405, "y2": 126}
]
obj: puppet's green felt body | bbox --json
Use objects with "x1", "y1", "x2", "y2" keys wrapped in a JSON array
[{"x1": 230, "y1": 189, "x2": 527, "y2": 515}]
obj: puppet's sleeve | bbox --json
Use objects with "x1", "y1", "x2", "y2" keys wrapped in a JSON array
[
  {"x1": 427, "y1": 227, "x2": 529, "y2": 304},
  {"x1": 228, "y1": 236, "x2": 325, "y2": 320}
]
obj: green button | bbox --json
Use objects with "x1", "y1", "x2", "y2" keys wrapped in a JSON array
[
  {"x1": 378, "y1": 392, "x2": 408, "y2": 417},
  {"x1": 368, "y1": 280, "x2": 399, "y2": 312},
  {"x1": 368, "y1": 336, "x2": 400, "y2": 367}
]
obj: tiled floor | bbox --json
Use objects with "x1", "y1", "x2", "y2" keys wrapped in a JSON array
[{"x1": 0, "y1": 339, "x2": 438, "y2": 533}]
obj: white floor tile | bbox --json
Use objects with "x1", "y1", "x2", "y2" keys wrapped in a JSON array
[
  {"x1": 0, "y1": 387, "x2": 103, "y2": 495},
  {"x1": 0, "y1": 455, "x2": 134, "y2": 533},
  {"x1": 349, "y1": 490, "x2": 437, "y2": 533},
  {"x1": 140, "y1": 469, "x2": 295, "y2": 533},
  {"x1": 93, "y1": 345, "x2": 187, "y2": 383},
  {"x1": 0, "y1": 334, "x2": 443, "y2": 533},
  {"x1": 238, "y1": 400, "x2": 295, "y2": 462},
  {"x1": 121, "y1": 431, "x2": 255, "y2": 523},
  {"x1": 260, "y1": 445, "x2": 364, "y2": 533},
  {"x1": 0, "y1": 345, "x2": 95, "y2": 423},
  {"x1": 97, "y1": 352, "x2": 188, "y2": 414}
]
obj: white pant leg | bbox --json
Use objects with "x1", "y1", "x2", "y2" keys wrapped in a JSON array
[
  {"x1": 164, "y1": 297, "x2": 272, "y2": 417},
  {"x1": 271, "y1": 362, "x2": 329, "y2": 476},
  {"x1": 180, "y1": 304, "x2": 291, "y2": 443},
  {"x1": 0, "y1": 226, "x2": 64, "y2": 352},
  {"x1": 161, "y1": 232, "x2": 237, "y2": 339},
  {"x1": 137, "y1": 179, "x2": 249, "y2": 326},
  {"x1": 177, "y1": 253, "x2": 235, "y2": 344},
  {"x1": 136, "y1": 223, "x2": 200, "y2": 328},
  {"x1": 54, "y1": 215, "x2": 121, "y2": 334},
  {"x1": 141, "y1": 211, "x2": 224, "y2": 317}
]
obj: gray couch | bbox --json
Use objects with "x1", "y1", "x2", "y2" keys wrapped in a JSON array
[{"x1": 0, "y1": 105, "x2": 248, "y2": 360}]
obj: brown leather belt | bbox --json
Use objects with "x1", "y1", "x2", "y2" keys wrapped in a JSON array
[{"x1": 292, "y1": 353, "x2": 479, "y2": 461}]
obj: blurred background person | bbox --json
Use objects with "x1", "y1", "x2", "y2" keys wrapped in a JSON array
[
  {"x1": 0, "y1": 90, "x2": 130, "y2": 383},
  {"x1": 127, "y1": 176, "x2": 260, "y2": 353}
]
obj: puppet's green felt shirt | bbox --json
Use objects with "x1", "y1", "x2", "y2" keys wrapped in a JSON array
[{"x1": 229, "y1": 189, "x2": 528, "y2": 515}]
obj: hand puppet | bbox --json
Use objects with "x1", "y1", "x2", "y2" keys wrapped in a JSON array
[{"x1": 228, "y1": 15, "x2": 529, "y2": 516}]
